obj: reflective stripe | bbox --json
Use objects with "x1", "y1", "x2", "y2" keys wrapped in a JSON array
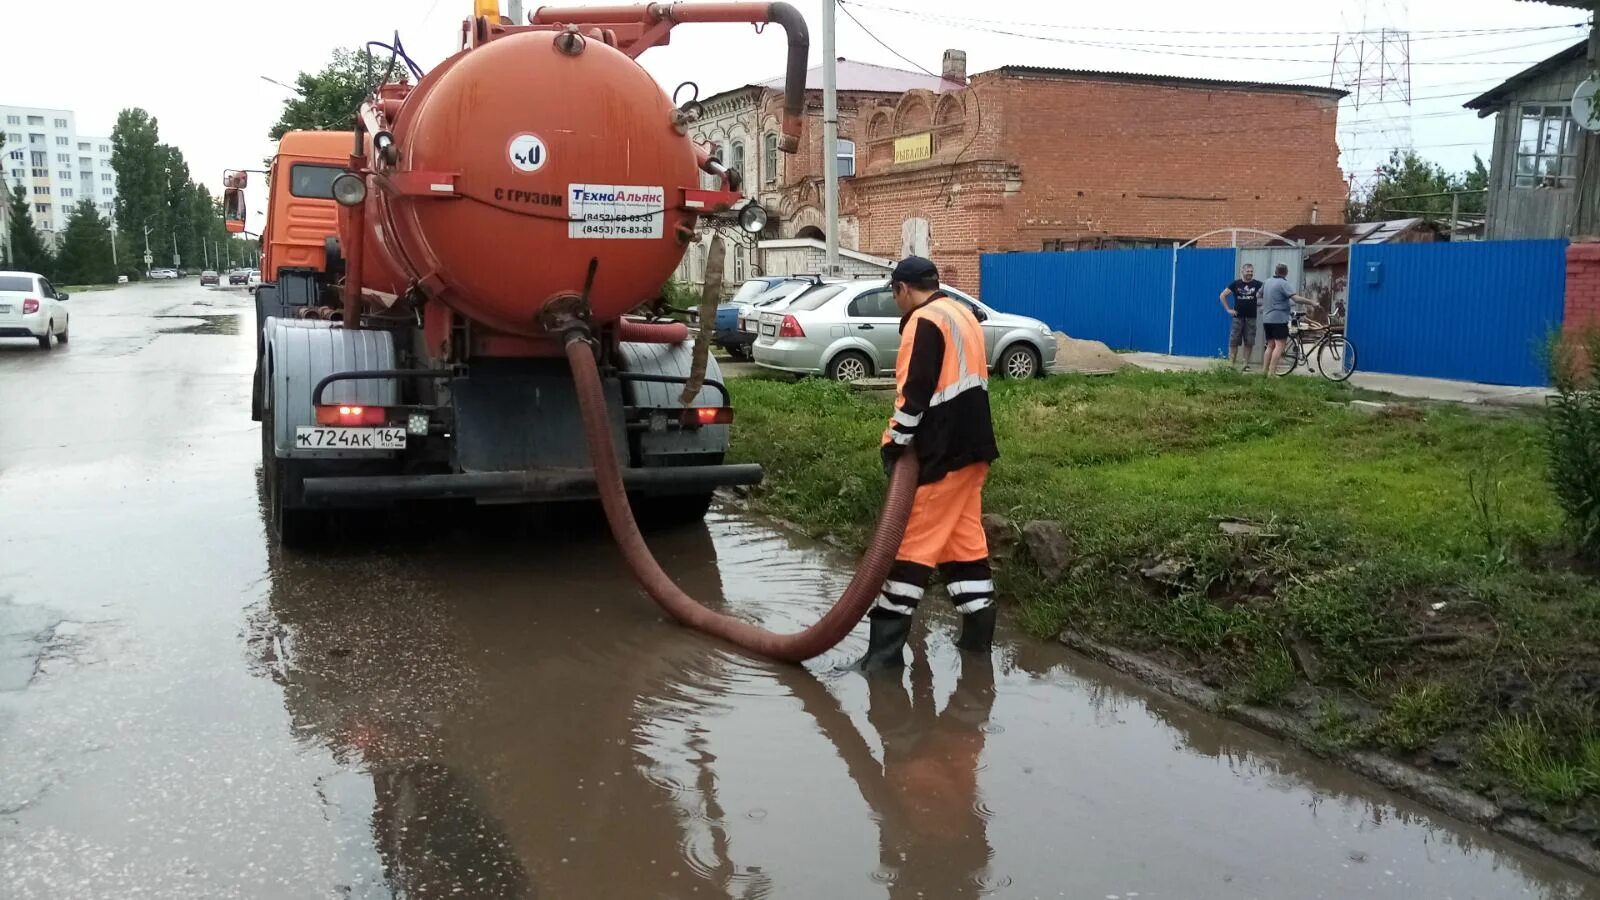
[
  {"x1": 882, "y1": 580, "x2": 926, "y2": 600},
  {"x1": 955, "y1": 597, "x2": 994, "y2": 614},
  {"x1": 929, "y1": 372, "x2": 988, "y2": 407},
  {"x1": 947, "y1": 579, "x2": 995, "y2": 597},
  {"x1": 893, "y1": 409, "x2": 922, "y2": 428},
  {"x1": 888, "y1": 429, "x2": 914, "y2": 445},
  {"x1": 875, "y1": 595, "x2": 917, "y2": 616}
]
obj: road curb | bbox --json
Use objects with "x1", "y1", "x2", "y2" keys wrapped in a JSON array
[{"x1": 1057, "y1": 630, "x2": 1600, "y2": 878}]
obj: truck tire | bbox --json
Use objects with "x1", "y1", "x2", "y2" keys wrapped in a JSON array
[{"x1": 261, "y1": 387, "x2": 326, "y2": 547}]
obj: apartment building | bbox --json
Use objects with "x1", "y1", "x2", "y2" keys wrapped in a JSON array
[{"x1": 1, "y1": 105, "x2": 119, "y2": 243}]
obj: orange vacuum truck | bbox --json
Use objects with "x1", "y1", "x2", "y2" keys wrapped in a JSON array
[{"x1": 230, "y1": 1, "x2": 918, "y2": 661}]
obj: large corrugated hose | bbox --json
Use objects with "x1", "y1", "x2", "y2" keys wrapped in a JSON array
[{"x1": 565, "y1": 334, "x2": 920, "y2": 662}]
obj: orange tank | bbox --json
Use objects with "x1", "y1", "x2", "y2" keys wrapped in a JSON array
[{"x1": 368, "y1": 30, "x2": 700, "y2": 338}]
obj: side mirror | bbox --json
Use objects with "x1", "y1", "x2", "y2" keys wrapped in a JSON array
[
  {"x1": 56, "y1": 292, "x2": 69, "y2": 301},
  {"x1": 224, "y1": 186, "x2": 246, "y2": 234},
  {"x1": 966, "y1": 302, "x2": 988, "y2": 322}
]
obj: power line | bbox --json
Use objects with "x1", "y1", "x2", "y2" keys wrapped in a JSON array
[
  {"x1": 842, "y1": 0, "x2": 1588, "y2": 38},
  {"x1": 837, "y1": 3, "x2": 1577, "y2": 68}
]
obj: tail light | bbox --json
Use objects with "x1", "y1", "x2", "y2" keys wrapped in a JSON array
[
  {"x1": 777, "y1": 314, "x2": 805, "y2": 338},
  {"x1": 314, "y1": 404, "x2": 388, "y2": 426},
  {"x1": 681, "y1": 406, "x2": 735, "y2": 428},
  {"x1": 22, "y1": 298, "x2": 39, "y2": 314}
]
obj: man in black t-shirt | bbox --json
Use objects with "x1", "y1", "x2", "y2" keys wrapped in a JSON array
[{"x1": 1219, "y1": 264, "x2": 1263, "y2": 370}]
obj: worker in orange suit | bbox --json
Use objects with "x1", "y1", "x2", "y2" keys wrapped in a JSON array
[{"x1": 860, "y1": 256, "x2": 1000, "y2": 670}]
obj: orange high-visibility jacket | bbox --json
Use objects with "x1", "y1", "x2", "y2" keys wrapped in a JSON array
[{"x1": 881, "y1": 293, "x2": 998, "y2": 485}]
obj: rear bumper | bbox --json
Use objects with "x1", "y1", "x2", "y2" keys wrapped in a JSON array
[
  {"x1": 752, "y1": 340, "x2": 823, "y2": 373},
  {"x1": 301, "y1": 463, "x2": 763, "y2": 506}
]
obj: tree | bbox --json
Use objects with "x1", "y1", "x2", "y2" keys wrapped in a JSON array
[
  {"x1": 4, "y1": 185, "x2": 54, "y2": 276},
  {"x1": 268, "y1": 47, "x2": 406, "y2": 140},
  {"x1": 1349, "y1": 150, "x2": 1489, "y2": 225},
  {"x1": 54, "y1": 200, "x2": 116, "y2": 285},
  {"x1": 111, "y1": 108, "x2": 167, "y2": 272}
]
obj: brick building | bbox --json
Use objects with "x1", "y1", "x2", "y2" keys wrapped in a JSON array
[{"x1": 679, "y1": 57, "x2": 1349, "y2": 294}]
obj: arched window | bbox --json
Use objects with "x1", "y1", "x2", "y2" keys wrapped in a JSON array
[
  {"x1": 837, "y1": 139, "x2": 856, "y2": 178},
  {"x1": 763, "y1": 133, "x2": 779, "y2": 185},
  {"x1": 730, "y1": 141, "x2": 746, "y2": 186}
]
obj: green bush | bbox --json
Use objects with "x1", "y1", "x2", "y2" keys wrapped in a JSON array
[{"x1": 1546, "y1": 329, "x2": 1600, "y2": 558}]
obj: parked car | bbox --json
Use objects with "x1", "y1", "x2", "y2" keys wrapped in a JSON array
[
  {"x1": 685, "y1": 277, "x2": 791, "y2": 360},
  {"x1": 752, "y1": 280, "x2": 1056, "y2": 380},
  {"x1": 199, "y1": 270, "x2": 220, "y2": 286},
  {"x1": 247, "y1": 269, "x2": 262, "y2": 287},
  {"x1": 228, "y1": 269, "x2": 249, "y2": 285},
  {"x1": 736, "y1": 276, "x2": 831, "y2": 341},
  {"x1": 0, "y1": 271, "x2": 70, "y2": 349},
  {"x1": 148, "y1": 268, "x2": 178, "y2": 279}
]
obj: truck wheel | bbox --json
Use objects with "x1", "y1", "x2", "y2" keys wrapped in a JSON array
[
  {"x1": 261, "y1": 392, "x2": 326, "y2": 547},
  {"x1": 250, "y1": 357, "x2": 264, "y2": 422}
]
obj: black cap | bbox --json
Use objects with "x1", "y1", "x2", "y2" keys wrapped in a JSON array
[{"x1": 890, "y1": 256, "x2": 939, "y2": 284}]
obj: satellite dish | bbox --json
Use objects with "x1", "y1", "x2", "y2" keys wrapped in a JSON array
[{"x1": 1575, "y1": 78, "x2": 1600, "y2": 132}]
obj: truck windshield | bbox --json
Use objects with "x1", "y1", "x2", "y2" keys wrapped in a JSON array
[{"x1": 289, "y1": 164, "x2": 343, "y2": 199}]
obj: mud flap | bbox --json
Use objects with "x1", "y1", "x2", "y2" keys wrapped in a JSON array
[
  {"x1": 616, "y1": 340, "x2": 731, "y2": 464},
  {"x1": 263, "y1": 317, "x2": 398, "y2": 459}
]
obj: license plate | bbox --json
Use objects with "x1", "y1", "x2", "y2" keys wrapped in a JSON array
[
  {"x1": 294, "y1": 427, "x2": 407, "y2": 450},
  {"x1": 760, "y1": 324, "x2": 776, "y2": 337},
  {"x1": 0, "y1": 306, "x2": 10, "y2": 314}
]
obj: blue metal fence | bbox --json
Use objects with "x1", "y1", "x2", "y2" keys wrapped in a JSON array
[
  {"x1": 980, "y1": 240, "x2": 1570, "y2": 386},
  {"x1": 1170, "y1": 248, "x2": 1239, "y2": 358},
  {"x1": 979, "y1": 249, "x2": 1172, "y2": 352},
  {"x1": 1346, "y1": 240, "x2": 1567, "y2": 387}
]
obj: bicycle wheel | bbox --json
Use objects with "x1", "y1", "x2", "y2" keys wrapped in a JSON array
[
  {"x1": 1275, "y1": 339, "x2": 1303, "y2": 376},
  {"x1": 1315, "y1": 335, "x2": 1357, "y2": 382}
]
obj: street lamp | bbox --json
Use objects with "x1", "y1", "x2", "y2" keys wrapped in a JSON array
[{"x1": 260, "y1": 75, "x2": 301, "y2": 94}]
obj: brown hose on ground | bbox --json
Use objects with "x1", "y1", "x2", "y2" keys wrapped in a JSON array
[{"x1": 565, "y1": 334, "x2": 920, "y2": 663}]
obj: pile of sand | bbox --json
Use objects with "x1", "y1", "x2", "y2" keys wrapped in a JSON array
[{"x1": 1052, "y1": 332, "x2": 1129, "y2": 374}]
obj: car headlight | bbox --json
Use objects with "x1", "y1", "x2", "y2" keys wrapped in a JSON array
[{"x1": 1038, "y1": 322, "x2": 1052, "y2": 334}]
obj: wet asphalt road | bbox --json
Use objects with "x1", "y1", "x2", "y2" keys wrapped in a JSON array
[{"x1": 1, "y1": 279, "x2": 1598, "y2": 899}]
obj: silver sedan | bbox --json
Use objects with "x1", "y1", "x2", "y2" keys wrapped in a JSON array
[{"x1": 752, "y1": 279, "x2": 1057, "y2": 380}]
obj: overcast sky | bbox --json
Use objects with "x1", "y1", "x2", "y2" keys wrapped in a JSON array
[{"x1": 6, "y1": 0, "x2": 1589, "y2": 220}]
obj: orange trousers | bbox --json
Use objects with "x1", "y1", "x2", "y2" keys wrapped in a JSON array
[{"x1": 895, "y1": 463, "x2": 990, "y2": 567}]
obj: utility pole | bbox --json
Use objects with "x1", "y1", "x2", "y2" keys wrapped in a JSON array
[
  {"x1": 172, "y1": 230, "x2": 180, "y2": 269},
  {"x1": 109, "y1": 216, "x2": 117, "y2": 268},
  {"x1": 822, "y1": 0, "x2": 840, "y2": 275},
  {"x1": 507, "y1": 0, "x2": 524, "y2": 23}
]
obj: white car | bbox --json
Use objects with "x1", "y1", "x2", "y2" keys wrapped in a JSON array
[
  {"x1": 0, "y1": 271, "x2": 71, "y2": 349},
  {"x1": 148, "y1": 268, "x2": 178, "y2": 279}
]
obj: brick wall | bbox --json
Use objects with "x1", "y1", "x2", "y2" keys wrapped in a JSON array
[
  {"x1": 843, "y1": 71, "x2": 1347, "y2": 295},
  {"x1": 1565, "y1": 241, "x2": 1600, "y2": 333}
]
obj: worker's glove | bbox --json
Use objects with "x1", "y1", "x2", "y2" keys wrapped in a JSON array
[{"x1": 881, "y1": 442, "x2": 906, "y2": 477}]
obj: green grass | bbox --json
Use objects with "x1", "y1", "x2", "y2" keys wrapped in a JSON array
[
  {"x1": 728, "y1": 368, "x2": 1600, "y2": 807},
  {"x1": 1479, "y1": 717, "x2": 1600, "y2": 804}
]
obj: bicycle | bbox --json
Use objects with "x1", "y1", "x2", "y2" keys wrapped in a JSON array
[{"x1": 1274, "y1": 311, "x2": 1358, "y2": 382}]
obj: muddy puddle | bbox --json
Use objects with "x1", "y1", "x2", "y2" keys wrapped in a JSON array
[
  {"x1": 155, "y1": 313, "x2": 240, "y2": 335},
  {"x1": 248, "y1": 506, "x2": 1600, "y2": 899}
]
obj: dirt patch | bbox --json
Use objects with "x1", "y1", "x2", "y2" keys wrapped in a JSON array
[
  {"x1": 1052, "y1": 332, "x2": 1129, "y2": 374},
  {"x1": 156, "y1": 314, "x2": 240, "y2": 336}
]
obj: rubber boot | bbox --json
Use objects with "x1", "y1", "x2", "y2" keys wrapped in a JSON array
[
  {"x1": 955, "y1": 605, "x2": 997, "y2": 654},
  {"x1": 855, "y1": 612, "x2": 911, "y2": 672}
]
